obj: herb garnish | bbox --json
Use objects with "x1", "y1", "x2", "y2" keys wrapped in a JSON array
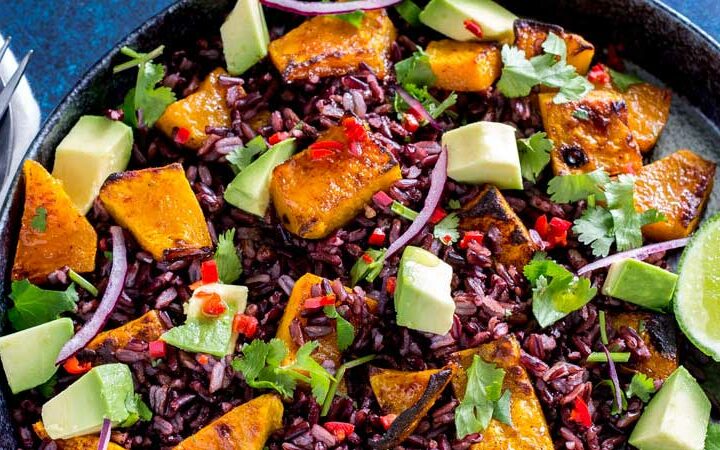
[
  {"x1": 323, "y1": 305, "x2": 355, "y2": 351},
  {"x1": 214, "y1": 228, "x2": 243, "y2": 284},
  {"x1": 7, "y1": 280, "x2": 78, "y2": 331},
  {"x1": 350, "y1": 248, "x2": 386, "y2": 286},
  {"x1": 517, "y1": 132, "x2": 553, "y2": 182},
  {"x1": 30, "y1": 206, "x2": 47, "y2": 233},
  {"x1": 626, "y1": 372, "x2": 656, "y2": 402},
  {"x1": 227, "y1": 136, "x2": 268, "y2": 173},
  {"x1": 433, "y1": 213, "x2": 459, "y2": 245}
]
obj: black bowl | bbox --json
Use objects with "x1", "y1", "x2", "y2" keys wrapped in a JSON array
[{"x1": 0, "y1": 0, "x2": 719, "y2": 446}]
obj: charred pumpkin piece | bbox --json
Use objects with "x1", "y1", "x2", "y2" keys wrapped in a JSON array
[
  {"x1": 12, "y1": 160, "x2": 97, "y2": 283},
  {"x1": 623, "y1": 83, "x2": 671, "y2": 153},
  {"x1": 457, "y1": 185, "x2": 537, "y2": 268},
  {"x1": 370, "y1": 367, "x2": 454, "y2": 449},
  {"x1": 87, "y1": 310, "x2": 167, "y2": 351},
  {"x1": 98, "y1": 163, "x2": 212, "y2": 261},
  {"x1": 607, "y1": 312, "x2": 678, "y2": 380},
  {"x1": 450, "y1": 336, "x2": 553, "y2": 450},
  {"x1": 155, "y1": 68, "x2": 234, "y2": 150},
  {"x1": 174, "y1": 394, "x2": 283, "y2": 450},
  {"x1": 270, "y1": 125, "x2": 401, "y2": 239},
  {"x1": 513, "y1": 19, "x2": 595, "y2": 75},
  {"x1": 268, "y1": 11, "x2": 396, "y2": 81},
  {"x1": 426, "y1": 40, "x2": 501, "y2": 92},
  {"x1": 276, "y1": 273, "x2": 377, "y2": 367},
  {"x1": 634, "y1": 150, "x2": 716, "y2": 241},
  {"x1": 538, "y1": 90, "x2": 643, "y2": 176},
  {"x1": 33, "y1": 422, "x2": 124, "y2": 450}
]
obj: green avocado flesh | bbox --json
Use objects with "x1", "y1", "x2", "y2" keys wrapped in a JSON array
[
  {"x1": 419, "y1": 0, "x2": 517, "y2": 43},
  {"x1": 442, "y1": 121, "x2": 523, "y2": 190},
  {"x1": 221, "y1": 0, "x2": 270, "y2": 76},
  {"x1": 52, "y1": 115, "x2": 132, "y2": 214},
  {"x1": 161, "y1": 283, "x2": 248, "y2": 357},
  {"x1": 394, "y1": 246, "x2": 455, "y2": 335},
  {"x1": 0, "y1": 318, "x2": 74, "y2": 394},
  {"x1": 629, "y1": 366, "x2": 710, "y2": 450},
  {"x1": 41, "y1": 364, "x2": 136, "y2": 440},
  {"x1": 224, "y1": 138, "x2": 296, "y2": 216},
  {"x1": 601, "y1": 258, "x2": 678, "y2": 310}
]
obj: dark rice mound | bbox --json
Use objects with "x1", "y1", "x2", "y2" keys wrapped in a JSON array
[{"x1": 10, "y1": 12, "x2": 702, "y2": 450}]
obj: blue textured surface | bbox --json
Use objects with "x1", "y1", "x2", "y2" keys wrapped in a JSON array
[{"x1": 1, "y1": 0, "x2": 719, "y2": 118}]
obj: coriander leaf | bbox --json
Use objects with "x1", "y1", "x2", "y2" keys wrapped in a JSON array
[
  {"x1": 121, "y1": 393, "x2": 153, "y2": 426},
  {"x1": 37, "y1": 375, "x2": 57, "y2": 398},
  {"x1": 492, "y1": 390, "x2": 513, "y2": 427},
  {"x1": 553, "y1": 72, "x2": 594, "y2": 104},
  {"x1": 517, "y1": 132, "x2": 553, "y2": 182},
  {"x1": 324, "y1": 305, "x2": 355, "y2": 352},
  {"x1": 706, "y1": 422, "x2": 720, "y2": 450},
  {"x1": 350, "y1": 248, "x2": 386, "y2": 286},
  {"x1": 573, "y1": 206, "x2": 615, "y2": 257},
  {"x1": 497, "y1": 45, "x2": 539, "y2": 98},
  {"x1": 448, "y1": 199, "x2": 461, "y2": 210},
  {"x1": 233, "y1": 338, "x2": 297, "y2": 398},
  {"x1": 433, "y1": 213, "x2": 459, "y2": 245},
  {"x1": 523, "y1": 252, "x2": 572, "y2": 283},
  {"x1": 547, "y1": 169, "x2": 609, "y2": 203},
  {"x1": 31, "y1": 206, "x2": 47, "y2": 232},
  {"x1": 395, "y1": 0, "x2": 422, "y2": 26},
  {"x1": 395, "y1": 48, "x2": 436, "y2": 88},
  {"x1": 572, "y1": 107, "x2": 590, "y2": 121},
  {"x1": 455, "y1": 355, "x2": 508, "y2": 439},
  {"x1": 605, "y1": 175, "x2": 665, "y2": 252},
  {"x1": 335, "y1": 10, "x2": 365, "y2": 27},
  {"x1": 7, "y1": 280, "x2": 78, "y2": 331},
  {"x1": 542, "y1": 32, "x2": 567, "y2": 57},
  {"x1": 293, "y1": 341, "x2": 334, "y2": 403},
  {"x1": 214, "y1": 228, "x2": 243, "y2": 284},
  {"x1": 394, "y1": 84, "x2": 457, "y2": 120},
  {"x1": 597, "y1": 379, "x2": 628, "y2": 415},
  {"x1": 608, "y1": 68, "x2": 643, "y2": 92},
  {"x1": 626, "y1": 373, "x2": 656, "y2": 403},
  {"x1": 227, "y1": 136, "x2": 268, "y2": 173}
]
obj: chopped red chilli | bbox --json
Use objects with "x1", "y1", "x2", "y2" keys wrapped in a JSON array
[
  {"x1": 372, "y1": 191, "x2": 394, "y2": 207},
  {"x1": 587, "y1": 63, "x2": 611, "y2": 85},
  {"x1": 380, "y1": 414, "x2": 397, "y2": 430},
  {"x1": 149, "y1": 340, "x2": 167, "y2": 359},
  {"x1": 310, "y1": 148, "x2": 335, "y2": 160},
  {"x1": 173, "y1": 127, "x2": 191, "y2": 145},
  {"x1": 386, "y1": 276, "x2": 396, "y2": 294},
  {"x1": 570, "y1": 397, "x2": 593, "y2": 427},
  {"x1": 534, "y1": 215, "x2": 572, "y2": 249},
  {"x1": 200, "y1": 260, "x2": 219, "y2": 284},
  {"x1": 198, "y1": 292, "x2": 227, "y2": 317},
  {"x1": 232, "y1": 314, "x2": 259, "y2": 337},
  {"x1": 268, "y1": 131, "x2": 290, "y2": 145},
  {"x1": 324, "y1": 422, "x2": 355, "y2": 442},
  {"x1": 429, "y1": 207, "x2": 447, "y2": 224},
  {"x1": 463, "y1": 19, "x2": 484, "y2": 39},
  {"x1": 304, "y1": 294, "x2": 337, "y2": 309},
  {"x1": 309, "y1": 140, "x2": 345, "y2": 151},
  {"x1": 361, "y1": 253, "x2": 374, "y2": 264},
  {"x1": 459, "y1": 231, "x2": 484, "y2": 249},
  {"x1": 368, "y1": 228, "x2": 386, "y2": 246},
  {"x1": 402, "y1": 113, "x2": 420, "y2": 133}
]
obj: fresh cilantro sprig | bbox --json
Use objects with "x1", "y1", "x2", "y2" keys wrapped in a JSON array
[
  {"x1": 120, "y1": 393, "x2": 153, "y2": 427},
  {"x1": 30, "y1": 206, "x2": 47, "y2": 232},
  {"x1": 227, "y1": 136, "x2": 268, "y2": 174},
  {"x1": 7, "y1": 280, "x2": 79, "y2": 331},
  {"x1": 626, "y1": 373, "x2": 656, "y2": 403},
  {"x1": 335, "y1": 10, "x2": 365, "y2": 27},
  {"x1": 323, "y1": 305, "x2": 355, "y2": 351},
  {"x1": 547, "y1": 169, "x2": 609, "y2": 204},
  {"x1": 114, "y1": 45, "x2": 176, "y2": 128},
  {"x1": 214, "y1": 228, "x2": 242, "y2": 284},
  {"x1": 395, "y1": 0, "x2": 422, "y2": 26},
  {"x1": 608, "y1": 68, "x2": 643, "y2": 92},
  {"x1": 395, "y1": 48, "x2": 436, "y2": 88},
  {"x1": 433, "y1": 213, "x2": 459, "y2": 245},
  {"x1": 455, "y1": 355, "x2": 513, "y2": 439},
  {"x1": 232, "y1": 339, "x2": 334, "y2": 403},
  {"x1": 706, "y1": 422, "x2": 720, "y2": 450},
  {"x1": 517, "y1": 132, "x2": 553, "y2": 182},
  {"x1": 524, "y1": 253, "x2": 596, "y2": 328},
  {"x1": 497, "y1": 33, "x2": 593, "y2": 104},
  {"x1": 394, "y1": 84, "x2": 458, "y2": 120},
  {"x1": 350, "y1": 248, "x2": 386, "y2": 286},
  {"x1": 320, "y1": 354, "x2": 376, "y2": 416}
]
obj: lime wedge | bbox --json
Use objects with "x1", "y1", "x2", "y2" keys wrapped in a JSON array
[{"x1": 674, "y1": 213, "x2": 720, "y2": 361}]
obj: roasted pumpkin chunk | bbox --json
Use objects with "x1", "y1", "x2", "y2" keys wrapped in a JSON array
[
  {"x1": 175, "y1": 394, "x2": 283, "y2": 450},
  {"x1": 514, "y1": 19, "x2": 594, "y2": 75},
  {"x1": 607, "y1": 312, "x2": 678, "y2": 380},
  {"x1": 270, "y1": 125, "x2": 401, "y2": 239},
  {"x1": 426, "y1": 40, "x2": 501, "y2": 92},
  {"x1": 458, "y1": 185, "x2": 537, "y2": 268},
  {"x1": 98, "y1": 163, "x2": 212, "y2": 261},
  {"x1": 268, "y1": 10, "x2": 396, "y2": 81},
  {"x1": 12, "y1": 160, "x2": 97, "y2": 283},
  {"x1": 451, "y1": 336, "x2": 554, "y2": 450},
  {"x1": 623, "y1": 83, "x2": 671, "y2": 153},
  {"x1": 33, "y1": 422, "x2": 124, "y2": 450},
  {"x1": 156, "y1": 68, "x2": 234, "y2": 150},
  {"x1": 634, "y1": 149, "x2": 716, "y2": 241},
  {"x1": 538, "y1": 90, "x2": 643, "y2": 176},
  {"x1": 370, "y1": 366, "x2": 455, "y2": 450},
  {"x1": 276, "y1": 273, "x2": 376, "y2": 367},
  {"x1": 88, "y1": 310, "x2": 167, "y2": 351}
]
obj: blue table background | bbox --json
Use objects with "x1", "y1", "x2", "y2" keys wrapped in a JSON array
[{"x1": 2, "y1": 0, "x2": 719, "y2": 119}]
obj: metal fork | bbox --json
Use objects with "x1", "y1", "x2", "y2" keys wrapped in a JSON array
[{"x1": 0, "y1": 37, "x2": 33, "y2": 121}]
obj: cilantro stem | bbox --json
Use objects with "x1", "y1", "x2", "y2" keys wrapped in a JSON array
[
  {"x1": 113, "y1": 45, "x2": 165, "y2": 74},
  {"x1": 68, "y1": 269, "x2": 98, "y2": 297},
  {"x1": 391, "y1": 201, "x2": 419, "y2": 221},
  {"x1": 586, "y1": 351, "x2": 630, "y2": 363},
  {"x1": 320, "y1": 354, "x2": 376, "y2": 416},
  {"x1": 599, "y1": 310, "x2": 608, "y2": 345}
]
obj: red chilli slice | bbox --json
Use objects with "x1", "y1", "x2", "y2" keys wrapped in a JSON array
[
  {"x1": 174, "y1": 127, "x2": 191, "y2": 145},
  {"x1": 149, "y1": 340, "x2": 167, "y2": 359},
  {"x1": 233, "y1": 314, "x2": 259, "y2": 338},
  {"x1": 368, "y1": 228, "x2": 386, "y2": 246},
  {"x1": 570, "y1": 397, "x2": 592, "y2": 427},
  {"x1": 304, "y1": 294, "x2": 336, "y2": 309},
  {"x1": 463, "y1": 19, "x2": 484, "y2": 39},
  {"x1": 324, "y1": 422, "x2": 355, "y2": 442},
  {"x1": 201, "y1": 260, "x2": 219, "y2": 284}
]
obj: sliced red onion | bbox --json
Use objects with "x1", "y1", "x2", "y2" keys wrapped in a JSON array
[
  {"x1": 602, "y1": 345, "x2": 623, "y2": 413},
  {"x1": 395, "y1": 87, "x2": 443, "y2": 131},
  {"x1": 577, "y1": 238, "x2": 689, "y2": 275},
  {"x1": 386, "y1": 146, "x2": 447, "y2": 259},
  {"x1": 56, "y1": 226, "x2": 128, "y2": 365},
  {"x1": 260, "y1": 0, "x2": 402, "y2": 15},
  {"x1": 97, "y1": 418, "x2": 111, "y2": 450}
]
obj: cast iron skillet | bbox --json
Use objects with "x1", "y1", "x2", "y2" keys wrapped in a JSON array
[{"x1": 0, "y1": 0, "x2": 719, "y2": 446}]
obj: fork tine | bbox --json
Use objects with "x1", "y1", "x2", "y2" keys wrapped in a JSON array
[
  {"x1": 0, "y1": 49, "x2": 32, "y2": 120},
  {"x1": 0, "y1": 37, "x2": 11, "y2": 63}
]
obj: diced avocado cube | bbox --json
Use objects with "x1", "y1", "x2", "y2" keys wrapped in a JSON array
[
  {"x1": 629, "y1": 366, "x2": 710, "y2": 450},
  {"x1": 602, "y1": 259, "x2": 678, "y2": 310},
  {"x1": 42, "y1": 364, "x2": 136, "y2": 440},
  {"x1": 395, "y1": 246, "x2": 455, "y2": 335},
  {"x1": 419, "y1": 0, "x2": 517, "y2": 44},
  {"x1": 52, "y1": 116, "x2": 133, "y2": 214},
  {"x1": 221, "y1": 0, "x2": 270, "y2": 76},
  {"x1": 161, "y1": 283, "x2": 248, "y2": 356},
  {"x1": 224, "y1": 138, "x2": 296, "y2": 216},
  {"x1": 0, "y1": 318, "x2": 74, "y2": 394},
  {"x1": 442, "y1": 121, "x2": 522, "y2": 190}
]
